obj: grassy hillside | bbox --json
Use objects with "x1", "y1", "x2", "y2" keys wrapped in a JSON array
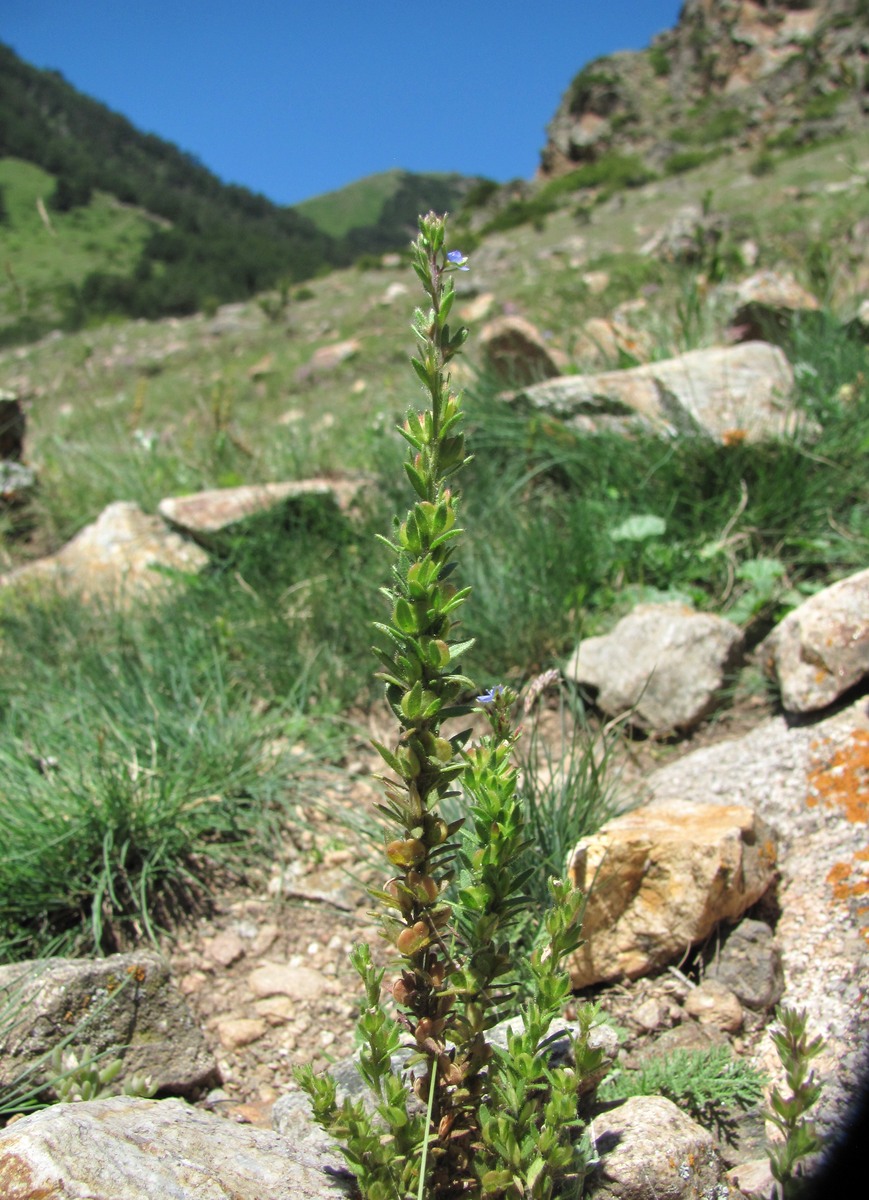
[
  {"x1": 0, "y1": 158, "x2": 158, "y2": 343},
  {"x1": 298, "y1": 168, "x2": 485, "y2": 243}
]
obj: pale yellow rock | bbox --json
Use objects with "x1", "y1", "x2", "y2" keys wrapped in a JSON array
[{"x1": 567, "y1": 802, "x2": 777, "y2": 989}]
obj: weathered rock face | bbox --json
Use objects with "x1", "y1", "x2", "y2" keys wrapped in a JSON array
[
  {"x1": 586, "y1": 1095, "x2": 724, "y2": 1200},
  {"x1": 564, "y1": 603, "x2": 744, "y2": 733},
  {"x1": 0, "y1": 501, "x2": 209, "y2": 605},
  {"x1": 0, "y1": 950, "x2": 217, "y2": 1101},
  {"x1": 540, "y1": 0, "x2": 868, "y2": 179},
  {"x1": 567, "y1": 802, "x2": 777, "y2": 988},
  {"x1": 758, "y1": 567, "x2": 869, "y2": 712},
  {"x1": 511, "y1": 342, "x2": 803, "y2": 444},
  {"x1": 0, "y1": 1095, "x2": 352, "y2": 1200}
]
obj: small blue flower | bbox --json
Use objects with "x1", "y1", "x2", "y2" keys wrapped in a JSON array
[
  {"x1": 476, "y1": 685, "x2": 505, "y2": 705},
  {"x1": 447, "y1": 250, "x2": 470, "y2": 271}
]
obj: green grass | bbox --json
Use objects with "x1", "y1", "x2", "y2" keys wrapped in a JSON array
[
  {"x1": 296, "y1": 169, "x2": 409, "y2": 238},
  {"x1": 1, "y1": 130, "x2": 868, "y2": 967},
  {"x1": 0, "y1": 157, "x2": 154, "y2": 342}
]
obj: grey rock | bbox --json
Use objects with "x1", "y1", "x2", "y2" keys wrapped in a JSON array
[
  {"x1": 0, "y1": 950, "x2": 217, "y2": 1101},
  {"x1": 159, "y1": 478, "x2": 367, "y2": 550},
  {"x1": 0, "y1": 1095, "x2": 351, "y2": 1199},
  {"x1": 758, "y1": 567, "x2": 869, "y2": 713},
  {"x1": 705, "y1": 919, "x2": 785, "y2": 1012},
  {"x1": 564, "y1": 603, "x2": 744, "y2": 733},
  {"x1": 514, "y1": 342, "x2": 803, "y2": 444}
]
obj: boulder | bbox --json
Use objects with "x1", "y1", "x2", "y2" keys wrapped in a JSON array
[
  {"x1": 758, "y1": 567, "x2": 869, "y2": 713},
  {"x1": 564, "y1": 603, "x2": 744, "y2": 733},
  {"x1": 480, "y1": 315, "x2": 564, "y2": 385},
  {"x1": 587, "y1": 1095, "x2": 724, "y2": 1200},
  {"x1": 0, "y1": 951, "x2": 217, "y2": 1103},
  {"x1": 726, "y1": 269, "x2": 822, "y2": 345},
  {"x1": 0, "y1": 1095, "x2": 351, "y2": 1200},
  {"x1": 158, "y1": 478, "x2": 367, "y2": 549},
  {"x1": 512, "y1": 341, "x2": 802, "y2": 443},
  {"x1": 0, "y1": 501, "x2": 208, "y2": 605},
  {"x1": 567, "y1": 802, "x2": 777, "y2": 988}
]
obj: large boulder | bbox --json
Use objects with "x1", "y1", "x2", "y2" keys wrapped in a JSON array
[
  {"x1": 567, "y1": 802, "x2": 777, "y2": 989},
  {"x1": 512, "y1": 341, "x2": 803, "y2": 443},
  {"x1": 158, "y1": 478, "x2": 368, "y2": 550},
  {"x1": 0, "y1": 501, "x2": 208, "y2": 605},
  {"x1": 564, "y1": 603, "x2": 744, "y2": 733},
  {"x1": 758, "y1": 567, "x2": 869, "y2": 713},
  {"x1": 0, "y1": 950, "x2": 217, "y2": 1102},
  {"x1": 0, "y1": 1095, "x2": 351, "y2": 1200}
]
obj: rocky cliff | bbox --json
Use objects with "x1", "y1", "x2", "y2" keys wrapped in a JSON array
[{"x1": 541, "y1": 0, "x2": 868, "y2": 177}]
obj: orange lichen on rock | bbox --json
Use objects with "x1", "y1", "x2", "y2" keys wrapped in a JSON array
[
  {"x1": 806, "y1": 729, "x2": 869, "y2": 824},
  {"x1": 825, "y1": 848, "x2": 869, "y2": 943}
]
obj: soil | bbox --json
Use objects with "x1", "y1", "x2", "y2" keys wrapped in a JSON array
[{"x1": 159, "y1": 685, "x2": 784, "y2": 1140}]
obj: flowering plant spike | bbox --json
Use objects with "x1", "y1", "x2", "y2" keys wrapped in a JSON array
[{"x1": 296, "y1": 213, "x2": 599, "y2": 1200}]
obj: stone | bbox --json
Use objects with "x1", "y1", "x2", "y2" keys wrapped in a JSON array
[
  {"x1": 758, "y1": 567, "x2": 869, "y2": 713},
  {"x1": 683, "y1": 980, "x2": 744, "y2": 1033},
  {"x1": 567, "y1": 802, "x2": 777, "y2": 988},
  {"x1": 204, "y1": 929, "x2": 246, "y2": 968},
  {"x1": 0, "y1": 951, "x2": 217, "y2": 1101},
  {"x1": 295, "y1": 338, "x2": 360, "y2": 382},
  {"x1": 704, "y1": 919, "x2": 784, "y2": 1011},
  {"x1": 0, "y1": 1095, "x2": 352, "y2": 1199},
  {"x1": 587, "y1": 1095, "x2": 724, "y2": 1199},
  {"x1": 564, "y1": 603, "x2": 744, "y2": 733},
  {"x1": 217, "y1": 1017, "x2": 267, "y2": 1050},
  {"x1": 458, "y1": 291, "x2": 495, "y2": 323},
  {"x1": 513, "y1": 341, "x2": 802, "y2": 443},
  {"x1": 158, "y1": 478, "x2": 366, "y2": 549},
  {"x1": 726, "y1": 1157, "x2": 776, "y2": 1200},
  {"x1": 0, "y1": 501, "x2": 208, "y2": 605},
  {"x1": 479, "y1": 315, "x2": 563, "y2": 386},
  {"x1": 247, "y1": 964, "x2": 337, "y2": 1002},
  {"x1": 726, "y1": 270, "x2": 822, "y2": 345}
]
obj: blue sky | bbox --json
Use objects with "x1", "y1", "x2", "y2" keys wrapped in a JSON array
[{"x1": 2, "y1": 1, "x2": 683, "y2": 207}]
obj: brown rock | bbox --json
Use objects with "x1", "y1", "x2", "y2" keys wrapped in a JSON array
[{"x1": 567, "y1": 802, "x2": 777, "y2": 988}]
